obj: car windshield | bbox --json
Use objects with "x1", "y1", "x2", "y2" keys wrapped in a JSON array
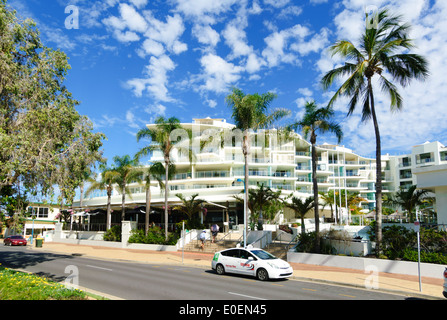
[
  {"x1": 11, "y1": 236, "x2": 23, "y2": 239},
  {"x1": 250, "y1": 250, "x2": 277, "y2": 260}
]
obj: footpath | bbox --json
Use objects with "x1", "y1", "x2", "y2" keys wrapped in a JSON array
[{"x1": 26, "y1": 241, "x2": 445, "y2": 300}]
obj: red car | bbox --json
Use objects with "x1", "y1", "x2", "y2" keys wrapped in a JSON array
[{"x1": 4, "y1": 235, "x2": 27, "y2": 246}]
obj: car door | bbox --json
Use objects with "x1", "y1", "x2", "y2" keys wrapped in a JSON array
[
  {"x1": 220, "y1": 249, "x2": 240, "y2": 274},
  {"x1": 235, "y1": 249, "x2": 257, "y2": 276}
]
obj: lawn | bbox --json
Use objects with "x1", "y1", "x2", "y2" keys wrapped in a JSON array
[{"x1": 0, "y1": 264, "x2": 88, "y2": 300}]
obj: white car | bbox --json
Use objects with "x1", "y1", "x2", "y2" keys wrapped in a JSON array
[
  {"x1": 443, "y1": 268, "x2": 447, "y2": 299},
  {"x1": 211, "y1": 247, "x2": 293, "y2": 281}
]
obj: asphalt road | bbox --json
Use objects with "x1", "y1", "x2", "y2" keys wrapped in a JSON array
[{"x1": 0, "y1": 245, "x2": 413, "y2": 301}]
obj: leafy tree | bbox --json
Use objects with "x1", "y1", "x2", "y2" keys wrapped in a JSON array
[
  {"x1": 226, "y1": 88, "x2": 290, "y2": 236},
  {"x1": 234, "y1": 183, "x2": 282, "y2": 230},
  {"x1": 86, "y1": 166, "x2": 119, "y2": 230},
  {"x1": 139, "y1": 162, "x2": 165, "y2": 236},
  {"x1": 283, "y1": 196, "x2": 314, "y2": 235},
  {"x1": 110, "y1": 155, "x2": 142, "y2": 221},
  {"x1": 0, "y1": 1, "x2": 105, "y2": 204},
  {"x1": 287, "y1": 101, "x2": 342, "y2": 252},
  {"x1": 172, "y1": 193, "x2": 206, "y2": 229},
  {"x1": 383, "y1": 185, "x2": 431, "y2": 222},
  {"x1": 321, "y1": 8, "x2": 429, "y2": 255}
]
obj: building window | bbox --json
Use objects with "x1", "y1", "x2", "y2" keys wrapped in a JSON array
[{"x1": 38, "y1": 208, "x2": 49, "y2": 218}]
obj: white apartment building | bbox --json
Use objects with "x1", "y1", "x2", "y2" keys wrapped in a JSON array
[
  {"x1": 77, "y1": 118, "x2": 447, "y2": 229},
  {"x1": 388, "y1": 141, "x2": 447, "y2": 191},
  {"x1": 78, "y1": 118, "x2": 400, "y2": 228}
]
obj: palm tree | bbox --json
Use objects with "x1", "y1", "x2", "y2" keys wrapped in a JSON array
[
  {"x1": 139, "y1": 162, "x2": 165, "y2": 236},
  {"x1": 173, "y1": 193, "x2": 206, "y2": 229},
  {"x1": 85, "y1": 166, "x2": 119, "y2": 230},
  {"x1": 321, "y1": 8, "x2": 429, "y2": 254},
  {"x1": 233, "y1": 182, "x2": 282, "y2": 230},
  {"x1": 284, "y1": 196, "x2": 314, "y2": 235},
  {"x1": 226, "y1": 88, "x2": 290, "y2": 238},
  {"x1": 136, "y1": 116, "x2": 184, "y2": 241},
  {"x1": 110, "y1": 155, "x2": 142, "y2": 221},
  {"x1": 288, "y1": 101, "x2": 342, "y2": 253},
  {"x1": 384, "y1": 185, "x2": 430, "y2": 222}
]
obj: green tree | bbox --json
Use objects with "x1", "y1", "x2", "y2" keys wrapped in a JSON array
[
  {"x1": 284, "y1": 196, "x2": 314, "y2": 235},
  {"x1": 0, "y1": 1, "x2": 105, "y2": 201},
  {"x1": 172, "y1": 193, "x2": 206, "y2": 229},
  {"x1": 140, "y1": 162, "x2": 165, "y2": 236},
  {"x1": 321, "y1": 9, "x2": 429, "y2": 255},
  {"x1": 136, "y1": 116, "x2": 184, "y2": 241},
  {"x1": 287, "y1": 101, "x2": 342, "y2": 252},
  {"x1": 226, "y1": 88, "x2": 290, "y2": 236},
  {"x1": 85, "y1": 166, "x2": 119, "y2": 230},
  {"x1": 110, "y1": 155, "x2": 142, "y2": 221},
  {"x1": 384, "y1": 185, "x2": 431, "y2": 222},
  {"x1": 234, "y1": 183, "x2": 282, "y2": 230}
]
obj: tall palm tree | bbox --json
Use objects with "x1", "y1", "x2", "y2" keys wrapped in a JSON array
[
  {"x1": 226, "y1": 88, "x2": 290, "y2": 238},
  {"x1": 139, "y1": 161, "x2": 165, "y2": 236},
  {"x1": 85, "y1": 165, "x2": 119, "y2": 230},
  {"x1": 284, "y1": 196, "x2": 314, "y2": 235},
  {"x1": 384, "y1": 185, "x2": 430, "y2": 222},
  {"x1": 136, "y1": 116, "x2": 184, "y2": 241},
  {"x1": 321, "y1": 8, "x2": 429, "y2": 254},
  {"x1": 111, "y1": 155, "x2": 142, "y2": 221},
  {"x1": 288, "y1": 101, "x2": 342, "y2": 253}
]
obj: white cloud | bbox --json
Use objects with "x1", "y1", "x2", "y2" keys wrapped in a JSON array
[
  {"x1": 192, "y1": 24, "x2": 221, "y2": 48},
  {"x1": 199, "y1": 53, "x2": 243, "y2": 93},
  {"x1": 127, "y1": 55, "x2": 176, "y2": 102},
  {"x1": 143, "y1": 12, "x2": 187, "y2": 55}
]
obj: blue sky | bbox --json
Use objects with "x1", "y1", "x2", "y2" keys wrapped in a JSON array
[{"x1": 8, "y1": 0, "x2": 447, "y2": 164}]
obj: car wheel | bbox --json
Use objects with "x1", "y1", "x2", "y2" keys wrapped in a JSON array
[
  {"x1": 216, "y1": 264, "x2": 225, "y2": 275},
  {"x1": 256, "y1": 268, "x2": 269, "y2": 281}
]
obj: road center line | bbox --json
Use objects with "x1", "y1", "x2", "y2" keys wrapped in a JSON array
[
  {"x1": 86, "y1": 265, "x2": 113, "y2": 272},
  {"x1": 228, "y1": 292, "x2": 267, "y2": 300}
]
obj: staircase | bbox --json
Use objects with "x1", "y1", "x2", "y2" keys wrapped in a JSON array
[{"x1": 182, "y1": 232, "x2": 241, "y2": 253}]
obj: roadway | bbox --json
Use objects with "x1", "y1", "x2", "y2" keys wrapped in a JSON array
[{"x1": 0, "y1": 245, "x2": 412, "y2": 301}]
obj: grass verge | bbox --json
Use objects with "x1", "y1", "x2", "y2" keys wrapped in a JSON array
[{"x1": 0, "y1": 264, "x2": 88, "y2": 300}]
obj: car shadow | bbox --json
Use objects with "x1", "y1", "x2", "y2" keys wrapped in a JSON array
[{"x1": 204, "y1": 269, "x2": 289, "y2": 282}]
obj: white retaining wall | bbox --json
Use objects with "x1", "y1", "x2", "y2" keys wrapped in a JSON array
[{"x1": 288, "y1": 251, "x2": 446, "y2": 279}]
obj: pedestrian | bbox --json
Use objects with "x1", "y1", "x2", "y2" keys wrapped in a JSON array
[
  {"x1": 199, "y1": 230, "x2": 206, "y2": 250},
  {"x1": 211, "y1": 224, "x2": 219, "y2": 243}
]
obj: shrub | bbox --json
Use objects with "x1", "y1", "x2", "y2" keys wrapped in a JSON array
[
  {"x1": 103, "y1": 225, "x2": 121, "y2": 242},
  {"x1": 128, "y1": 226, "x2": 179, "y2": 245},
  {"x1": 402, "y1": 248, "x2": 447, "y2": 265}
]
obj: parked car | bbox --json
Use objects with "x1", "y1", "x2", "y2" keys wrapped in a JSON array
[
  {"x1": 3, "y1": 235, "x2": 27, "y2": 246},
  {"x1": 211, "y1": 247, "x2": 293, "y2": 281},
  {"x1": 443, "y1": 268, "x2": 447, "y2": 299}
]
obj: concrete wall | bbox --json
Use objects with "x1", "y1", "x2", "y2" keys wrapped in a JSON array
[{"x1": 288, "y1": 251, "x2": 446, "y2": 279}]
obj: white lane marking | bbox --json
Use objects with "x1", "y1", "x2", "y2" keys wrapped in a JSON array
[
  {"x1": 228, "y1": 292, "x2": 267, "y2": 300},
  {"x1": 86, "y1": 265, "x2": 113, "y2": 272}
]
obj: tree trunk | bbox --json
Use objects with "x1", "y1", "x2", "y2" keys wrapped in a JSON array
[
  {"x1": 106, "y1": 187, "x2": 112, "y2": 230},
  {"x1": 311, "y1": 133, "x2": 320, "y2": 253},
  {"x1": 243, "y1": 131, "x2": 250, "y2": 246},
  {"x1": 121, "y1": 188, "x2": 126, "y2": 221},
  {"x1": 145, "y1": 187, "x2": 151, "y2": 236},
  {"x1": 369, "y1": 78, "x2": 382, "y2": 256},
  {"x1": 164, "y1": 159, "x2": 170, "y2": 241}
]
